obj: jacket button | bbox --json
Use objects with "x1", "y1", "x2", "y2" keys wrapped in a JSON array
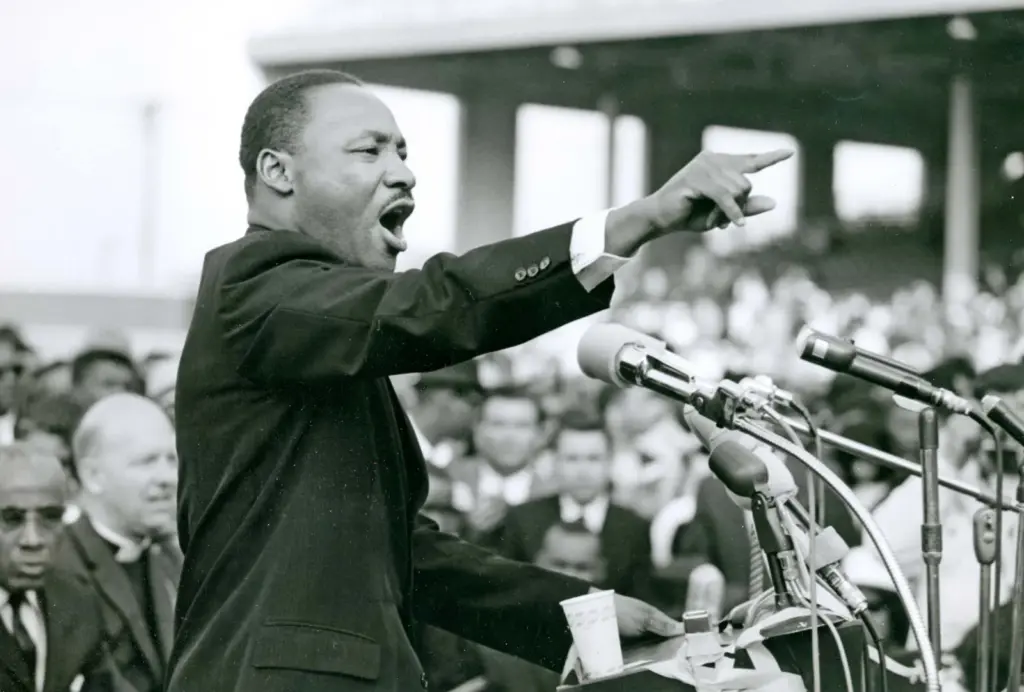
[
  {"x1": 526, "y1": 264, "x2": 539, "y2": 277},
  {"x1": 514, "y1": 268, "x2": 527, "y2": 281},
  {"x1": 539, "y1": 256, "x2": 551, "y2": 270}
]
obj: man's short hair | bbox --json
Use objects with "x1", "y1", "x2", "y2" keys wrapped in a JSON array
[
  {"x1": 974, "y1": 362, "x2": 1024, "y2": 398},
  {"x1": 70, "y1": 348, "x2": 140, "y2": 387},
  {"x1": 14, "y1": 388, "x2": 85, "y2": 446},
  {"x1": 0, "y1": 324, "x2": 27, "y2": 352},
  {"x1": 479, "y1": 385, "x2": 544, "y2": 423},
  {"x1": 556, "y1": 408, "x2": 608, "y2": 439},
  {"x1": 239, "y1": 69, "x2": 364, "y2": 199}
]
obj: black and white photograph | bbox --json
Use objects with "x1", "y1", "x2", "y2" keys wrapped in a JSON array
[{"x1": 1, "y1": 1, "x2": 1023, "y2": 691}]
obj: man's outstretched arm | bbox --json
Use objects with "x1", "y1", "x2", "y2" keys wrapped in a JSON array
[{"x1": 216, "y1": 150, "x2": 793, "y2": 387}]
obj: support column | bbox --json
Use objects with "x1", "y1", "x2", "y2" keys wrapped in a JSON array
[
  {"x1": 455, "y1": 90, "x2": 518, "y2": 253},
  {"x1": 943, "y1": 72, "x2": 980, "y2": 303},
  {"x1": 598, "y1": 93, "x2": 620, "y2": 208},
  {"x1": 640, "y1": 102, "x2": 706, "y2": 269},
  {"x1": 800, "y1": 137, "x2": 835, "y2": 226}
]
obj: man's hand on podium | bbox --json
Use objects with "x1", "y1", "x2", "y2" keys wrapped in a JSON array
[{"x1": 589, "y1": 587, "x2": 686, "y2": 638}]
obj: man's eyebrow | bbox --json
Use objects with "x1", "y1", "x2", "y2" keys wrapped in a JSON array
[{"x1": 353, "y1": 130, "x2": 407, "y2": 149}]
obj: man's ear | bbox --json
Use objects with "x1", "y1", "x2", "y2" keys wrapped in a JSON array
[{"x1": 256, "y1": 149, "x2": 295, "y2": 195}]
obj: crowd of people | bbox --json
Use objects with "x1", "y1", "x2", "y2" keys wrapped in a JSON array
[{"x1": 1, "y1": 249, "x2": 1023, "y2": 691}]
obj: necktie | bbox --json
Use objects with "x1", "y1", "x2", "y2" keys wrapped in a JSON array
[
  {"x1": 8, "y1": 592, "x2": 36, "y2": 676},
  {"x1": 746, "y1": 512, "x2": 764, "y2": 599}
]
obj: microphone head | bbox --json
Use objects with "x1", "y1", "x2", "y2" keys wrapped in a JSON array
[
  {"x1": 981, "y1": 394, "x2": 1001, "y2": 415},
  {"x1": 795, "y1": 324, "x2": 817, "y2": 355},
  {"x1": 708, "y1": 440, "x2": 797, "y2": 509},
  {"x1": 577, "y1": 323, "x2": 663, "y2": 386}
]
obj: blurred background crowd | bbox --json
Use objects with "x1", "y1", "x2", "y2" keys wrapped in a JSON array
[
  {"x1": 5, "y1": 248, "x2": 1024, "y2": 690},
  {"x1": 3, "y1": 0, "x2": 1023, "y2": 691}
]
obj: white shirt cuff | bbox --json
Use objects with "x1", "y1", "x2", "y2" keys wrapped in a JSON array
[{"x1": 570, "y1": 210, "x2": 632, "y2": 292}]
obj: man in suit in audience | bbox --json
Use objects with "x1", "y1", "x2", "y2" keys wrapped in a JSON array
[
  {"x1": 55, "y1": 395, "x2": 181, "y2": 692},
  {"x1": 491, "y1": 410, "x2": 652, "y2": 598},
  {"x1": 448, "y1": 386, "x2": 558, "y2": 543},
  {"x1": 0, "y1": 443, "x2": 121, "y2": 692}
]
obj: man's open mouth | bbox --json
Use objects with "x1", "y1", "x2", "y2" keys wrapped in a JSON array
[{"x1": 378, "y1": 201, "x2": 414, "y2": 253}]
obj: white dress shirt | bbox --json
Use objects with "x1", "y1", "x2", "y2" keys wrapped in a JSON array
[
  {"x1": 1, "y1": 587, "x2": 46, "y2": 692},
  {"x1": 0, "y1": 412, "x2": 14, "y2": 445},
  {"x1": 91, "y1": 520, "x2": 150, "y2": 563},
  {"x1": 476, "y1": 464, "x2": 535, "y2": 506},
  {"x1": 559, "y1": 495, "x2": 610, "y2": 534},
  {"x1": 569, "y1": 210, "x2": 631, "y2": 292}
]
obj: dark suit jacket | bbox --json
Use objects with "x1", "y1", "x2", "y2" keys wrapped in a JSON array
[
  {"x1": 168, "y1": 224, "x2": 614, "y2": 692},
  {"x1": 54, "y1": 518, "x2": 180, "y2": 692},
  {"x1": 675, "y1": 464, "x2": 862, "y2": 611},
  {"x1": 0, "y1": 570, "x2": 122, "y2": 692},
  {"x1": 491, "y1": 495, "x2": 652, "y2": 599}
]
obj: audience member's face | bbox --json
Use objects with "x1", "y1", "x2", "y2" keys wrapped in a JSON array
[
  {"x1": 474, "y1": 396, "x2": 541, "y2": 473},
  {"x1": 82, "y1": 406, "x2": 178, "y2": 539},
  {"x1": 885, "y1": 405, "x2": 920, "y2": 455},
  {"x1": 555, "y1": 429, "x2": 612, "y2": 504},
  {"x1": 417, "y1": 388, "x2": 477, "y2": 444},
  {"x1": 0, "y1": 342, "x2": 22, "y2": 414},
  {"x1": 604, "y1": 388, "x2": 672, "y2": 441},
  {"x1": 535, "y1": 529, "x2": 605, "y2": 583},
  {"x1": 78, "y1": 358, "x2": 138, "y2": 405},
  {"x1": 36, "y1": 364, "x2": 73, "y2": 396},
  {"x1": 0, "y1": 461, "x2": 67, "y2": 591}
]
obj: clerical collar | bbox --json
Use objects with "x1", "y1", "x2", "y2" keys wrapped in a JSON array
[{"x1": 91, "y1": 520, "x2": 151, "y2": 564}]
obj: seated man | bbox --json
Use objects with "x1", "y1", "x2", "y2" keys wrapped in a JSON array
[
  {"x1": 535, "y1": 522, "x2": 608, "y2": 584},
  {"x1": 0, "y1": 443, "x2": 119, "y2": 692},
  {"x1": 489, "y1": 410, "x2": 652, "y2": 598}
]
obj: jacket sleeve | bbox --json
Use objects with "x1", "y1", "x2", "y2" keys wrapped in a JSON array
[
  {"x1": 411, "y1": 514, "x2": 589, "y2": 671},
  {"x1": 216, "y1": 224, "x2": 614, "y2": 386}
]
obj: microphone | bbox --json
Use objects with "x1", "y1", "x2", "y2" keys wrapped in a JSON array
[
  {"x1": 796, "y1": 326, "x2": 922, "y2": 377},
  {"x1": 981, "y1": 394, "x2": 1024, "y2": 450},
  {"x1": 576, "y1": 323, "x2": 713, "y2": 401},
  {"x1": 707, "y1": 435, "x2": 869, "y2": 615},
  {"x1": 705, "y1": 436, "x2": 797, "y2": 509},
  {"x1": 796, "y1": 326, "x2": 974, "y2": 415}
]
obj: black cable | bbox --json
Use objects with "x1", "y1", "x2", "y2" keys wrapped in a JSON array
[
  {"x1": 792, "y1": 401, "x2": 827, "y2": 519},
  {"x1": 794, "y1": 399, "x2": 887, "y2": 692},
  {"x1": 859, "y1": 611, "x2": 890, "y2": 692}
]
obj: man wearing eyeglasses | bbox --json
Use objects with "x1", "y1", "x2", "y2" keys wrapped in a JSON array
[{"x1": 0, "y1": 443, "x2": 119, "y2": 692}]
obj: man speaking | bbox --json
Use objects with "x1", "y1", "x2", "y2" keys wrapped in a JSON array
[{"x1": 166, "y1": 69, "x2": 791, "y2": 692}]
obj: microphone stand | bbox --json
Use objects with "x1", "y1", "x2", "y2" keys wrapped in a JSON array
[
  {"x1": 723, "y1": 414, "x2": 942, "y2": 692},
  {"x1": 1003, "y1": 463, "x2": 1024, "y2": 692},
  {"x1": 972, "y1": 508, "x2": 996, "y2": 692},
  {"x1": 918, "y1": 408, "x2": 943, "y2": 660},
  {"x1": 773, "y1": 414, "x2": 1013, "y2": 512},
  {"x1": 750, "y1": 492, "x2": 801, "y2": 611}
]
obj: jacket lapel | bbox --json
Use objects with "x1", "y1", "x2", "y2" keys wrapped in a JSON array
[
  {"x1": 147, "y1": 542, "x2": 180, "y2": 661},
  {"x1": 67, "y1": 519, "x2": 163, "y2": 678},
  {"x1": 0, "y1": 621, "x2": 32, "y2": 692},
  {"x1": 41, "y1": 573, "x2": 91, "y2": 692}
]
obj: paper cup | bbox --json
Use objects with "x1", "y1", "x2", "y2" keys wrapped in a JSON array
[{"x1": 560, "y1": 590, "x2": 624, "y2": 679}]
